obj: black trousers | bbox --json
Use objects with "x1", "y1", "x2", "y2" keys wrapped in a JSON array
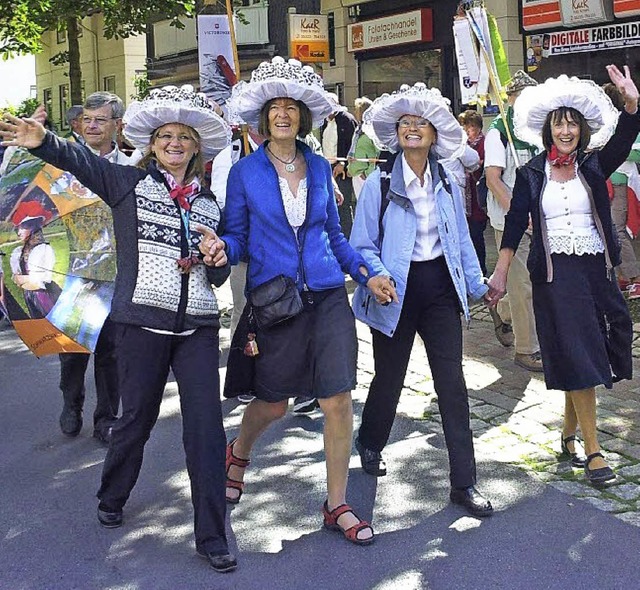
[
  {"x1": 358, "y1": 258, "x2": 477, "y2": 489},
  {"x1": 334, "y1": 171, "x2": 354, "y2": 239},
  {"x1": 97, "y1": 323, "x2": 228, "y2": 554},
  {"x1": 58, "y1": 316, "x2": 120, "y2": 429}
]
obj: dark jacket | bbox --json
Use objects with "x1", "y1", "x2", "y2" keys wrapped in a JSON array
[
  {"x1": 321, "y1": 111, "x2": 357, "y2": 160},
  {"x1": 501, "y1": 109, "x2": 640, "y2": 284},
  {"x1": 31, "y1": 132, "x2": 230, "y2": 332}
]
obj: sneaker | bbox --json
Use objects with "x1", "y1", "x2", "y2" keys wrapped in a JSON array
[
  {"x1": 292, "y1": 397, "x2": 318, "y2": 414},
  {"x1": 514, "y1": 351, "x2": 544, "y2": 372},
  {"x1": 237, "y1": 394, "x2": 255, "y2": 404},
  {"x1": 626, "y1": 283, "x2": 640, "y2": 300}
]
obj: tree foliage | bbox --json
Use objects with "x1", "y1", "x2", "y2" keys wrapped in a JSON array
[{"x1": 0, "y1": 1, "x2": 197, "y2": 104}]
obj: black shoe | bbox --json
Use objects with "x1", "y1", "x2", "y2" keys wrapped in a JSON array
[
  {"x1": 584, "y1": 452, "x2": 616, "y2": 486},
  {"x1": 292, "y1": 397, "x2": 319, "y2": 414},
  {"x1": 355, "y1": 437, "x2": 387, "y2": 476},
  {"x1": 97, "y1": 506, "x2": 123, "y2": 528},
  {"x1": 197, "y1": 549, "x2": 238, "y2": 573},
  {"x1": 93, "y1": 423, "x2": 114, "y2": 445},
  {"x1": 450, "y1": 486, "x2": 494, "y2": 517},
  {"x1": 560, "y1": 434, "x2": 586, "y2": 467},
  {"x1": 59, "y1": 406, "x2": 82, "y2": 437}
]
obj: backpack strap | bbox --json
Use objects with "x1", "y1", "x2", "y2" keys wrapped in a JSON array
[{"x1": 378, "y1": 173, "x2": 392, "y2": 248}]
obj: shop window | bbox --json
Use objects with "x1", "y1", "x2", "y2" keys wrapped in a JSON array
[
  {"x1": 360, "y1": 50, "x2": 442, "y2": 99},
  {"x1": 59, "y1": 84, "x2": 70, "y2": 130},
  {"x1": 104, "y1": 76, "x2": 116, "y2": 94}
]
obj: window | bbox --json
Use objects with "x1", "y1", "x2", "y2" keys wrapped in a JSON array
[
  {"x1": 43, "y1": 88, "x2": 53, "y2": 113},
  {"x1": 57, "y1": 28, "x2": 66, "y2": 44},
  {"x1": 59, "y1": 84, "x2": 70, "y2": 130},
  {"x1": 103, "y1": 76, "x2": 116, "y2": 94}
]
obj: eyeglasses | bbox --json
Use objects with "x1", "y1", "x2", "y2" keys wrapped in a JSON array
[
  {"x1": 81, "y1": 116, "x2": 116, "y2": 126},
  {"x1": 397, "y1": 118, "x2": 432, "y2": 129},
  {"x1": 155, "y1": 133, "x2": 196, "y2": 144}
]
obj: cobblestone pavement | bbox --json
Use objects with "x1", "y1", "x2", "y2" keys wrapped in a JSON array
[{"x1": 217, "y1": 280, "x2": 640, "y2": 528}]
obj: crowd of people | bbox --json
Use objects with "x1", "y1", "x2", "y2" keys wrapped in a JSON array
[{"x1": 0, "y1": 56, "x2": 638, "y2": 574}]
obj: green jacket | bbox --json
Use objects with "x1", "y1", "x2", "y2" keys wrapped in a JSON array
[{"x1": 347, "y1": 131, "x2": 379, "y2": 179}]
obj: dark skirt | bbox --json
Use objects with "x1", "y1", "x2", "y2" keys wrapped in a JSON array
[
  {"x1": 532, "y1": 253, "x2": 633, "y2": 391},
  {"x1": 224, "y1": 286, "x2": 357, "y2": 402}
]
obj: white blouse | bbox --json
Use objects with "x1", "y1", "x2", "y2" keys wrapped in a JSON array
[
  {"x1": 542, "y1": 162, "x2": 604, "y2": 256},
  {"x1": 279, "y1": 177, "x2": 307, "y2": 234},
  {"x1": 10, "y1": 243, "x2": 55, "y2": 288}
]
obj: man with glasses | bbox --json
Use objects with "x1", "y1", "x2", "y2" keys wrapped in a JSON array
[{"x1": 58, "y1": 92, "x2": 131, "y2": 443}]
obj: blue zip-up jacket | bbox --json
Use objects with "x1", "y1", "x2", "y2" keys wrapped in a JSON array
[
  {"x1": 350, "y1": 152, "x2": 488, "y2": 337},
  {"x1": 222, "y1": 140, "x2": 373, "y2": 292}
]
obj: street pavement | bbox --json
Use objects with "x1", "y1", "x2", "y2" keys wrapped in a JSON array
[{"x1": 1, "y1": 281, "x2": 640, "y2": 590}]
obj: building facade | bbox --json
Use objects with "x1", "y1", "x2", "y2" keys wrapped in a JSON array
[
  {"x1": 320, "y1": 0, "x2": 525, "y2": 114},
  {"x1": 35, "y1": 13, "x2": 146, "y2": 131},
  {"x1": 521, "y1": 0, "x2": 640, "y2": 84},
  {"x1": 147, "y1": 0, "x2": 321, "y2": 88}
]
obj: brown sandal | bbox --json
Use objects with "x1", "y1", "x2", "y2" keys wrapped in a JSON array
[
  {"x1": 226, "y1": 438, "x2": 250, "y2": 504},
  {"x1": 322, "y1": 501, "x2": 374, "y2": 546}
]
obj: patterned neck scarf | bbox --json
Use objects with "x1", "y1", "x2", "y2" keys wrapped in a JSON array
[
  {"x1": 160, "y1": 169, "x2": 201, "y2": 211},
  {"x1": 547, "y1": 145, "x2": 577, "y2": 167}
]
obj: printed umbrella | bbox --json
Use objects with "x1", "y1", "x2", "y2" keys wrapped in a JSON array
[{"x1": 0, "y1": 148, "x2": 116, "y2": 357}]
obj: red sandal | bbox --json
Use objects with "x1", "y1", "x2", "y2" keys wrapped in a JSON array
[
  {"x1": 226, "y1": 438, "x2": 250, "y2": 504},
  {"x1": 322, "y1": 501, "x2": 374, "y2": 546}
]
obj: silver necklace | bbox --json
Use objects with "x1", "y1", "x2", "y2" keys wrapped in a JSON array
[{"x1": 267, "y1": 145, "x2": 297, "y2": 172}]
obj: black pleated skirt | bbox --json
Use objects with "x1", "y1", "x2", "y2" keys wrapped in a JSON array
[
  {"x1": 532, "y1": 252, "x2": 633, "y2": 391},
  {"x1": 224, "y1": 286, "x2": 357, "y2": 402}
]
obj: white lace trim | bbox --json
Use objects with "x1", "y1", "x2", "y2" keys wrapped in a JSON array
[
  {"x1": 548, "y1": 234, "x2": 605, "y2": 256},
  {"x1": 279, "y1": 176, "x2": 307, "y2": 229}
]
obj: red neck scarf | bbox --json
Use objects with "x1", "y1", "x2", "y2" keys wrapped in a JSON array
[
  {"x1": 169, "y1": 184, "x2": 197, "y2": 211},
  {"x1": 548, "y1": 145, "x2": 577, "y2": 167},
  {"x1": 160, "y1": 169, "x2": 200, "y2": 211}
]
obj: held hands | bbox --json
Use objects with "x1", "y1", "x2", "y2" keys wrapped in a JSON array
[
  {"x1": 484, "y1": 268, "x2": 508, "y2": 308},
  {"x1": 366, "y1": 274, "x2": 399, "y2": 305},
  {"x1": 0, "y1": 114, "x2": 47, "y2": 149},
  {"x1": 606, "y1": 64, "x2": 639, "y2": 114},
  {"x1": 196, "y1": 225, "x2": 227, "y2": 267}
]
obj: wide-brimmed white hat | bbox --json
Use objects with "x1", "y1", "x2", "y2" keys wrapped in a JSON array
[
  {"x1": 124, "y1": 85, "x2": 231, "y2": 160},
  {"x1": 362, "y1": 83, "x2": 466, "y2": 158},
  {"x1": 227, "y1": 56, "x2": 335, "y2": 128},
  {"x1": 513, "y1": 75, "x2": 620, "y2": 151}
]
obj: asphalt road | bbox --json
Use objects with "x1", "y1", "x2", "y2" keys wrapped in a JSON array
[{"x1": 1, "y1": 324, "x2": 639, "y2": 590}]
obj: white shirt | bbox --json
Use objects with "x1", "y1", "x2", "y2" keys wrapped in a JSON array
[
  {"x1": 210, "y1": 137, "x2": 260, "y2": 209},
  {"x1": 402, "y1": 154, "x2": 442, "y2": 261},
  {"x1": 279, "y1": 177, "x2": 308, "y2": 235},
  {"x1": 542, "y1": 162, "x2": 604, "y2": 256},
  {"x1": 322, "y1": 119, "x2": 338, "y2": 159},
  {"x1": 10, "y1": 243, "x2": 55, "y2": 287}
]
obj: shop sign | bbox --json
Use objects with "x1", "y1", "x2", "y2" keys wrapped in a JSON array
[
  {"x1": 347, "y1": 9, "x2": 433, "y2": 52},
  {"x1": 288, "y1": 14, "x2": 330, "y2": 63},
  {"x1": 522, "y1": 0, "x2": 563, "y2": 30},
  {"x1": 525, "y1": 20, "x2": 640, "y2": 67},
  {"x1": 614, "y1": 0, "x2": 640, "y2": 17},
  {"x1": 559, "y1": 0, "x2": 612, "y2": 26}
]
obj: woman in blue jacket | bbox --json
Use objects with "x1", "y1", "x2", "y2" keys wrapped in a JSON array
[
  {"x1": 349, "y1": 83, "x2": 493, "y2": 517},
  {"x1": 216, "y1": 57, "x2": 392, "y2": 545}
]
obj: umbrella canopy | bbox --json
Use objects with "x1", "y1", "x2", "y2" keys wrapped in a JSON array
[{"x1": 0, "y1": 148, "x2": 115, "y2": 357}]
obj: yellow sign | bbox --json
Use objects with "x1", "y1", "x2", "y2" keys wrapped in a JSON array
[{"x1": 289, "y1": 14, "x2": 330, "y2": 63}]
